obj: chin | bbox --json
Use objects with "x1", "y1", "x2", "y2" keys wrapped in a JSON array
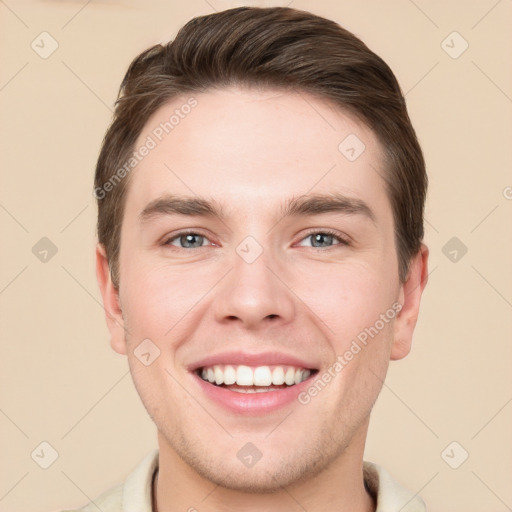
[
  {"x1": 194, "y1": 462, "x2": 313, "y2": 494},
  {"x1": 168, "y1": 431, "x2": 339, "y2": 494}
]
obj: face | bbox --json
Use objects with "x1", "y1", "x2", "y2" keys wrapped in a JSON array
[{"x1": 97, "y1": 86, "x2": 428, "y2": 492}]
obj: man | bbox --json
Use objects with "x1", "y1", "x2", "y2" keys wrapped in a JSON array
[{"x1": 72, "y1": 6, "x2": 429, "y2": 511}]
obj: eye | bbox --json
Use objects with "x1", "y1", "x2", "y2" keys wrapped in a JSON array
[
  {"x1": 163, "y1": 231, "x2": 212, "y2": 249},
  {"x1": 297, "y1": 230, "x2": 349, "y2": 248}
]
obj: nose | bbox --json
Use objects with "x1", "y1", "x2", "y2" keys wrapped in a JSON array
[{"x1": 212, "y1": 248, "x2": 296, "y2": 330}]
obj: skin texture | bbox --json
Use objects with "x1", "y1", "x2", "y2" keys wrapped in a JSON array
[{"x1": 96, "y1": 86, "x2": 429, "y2": 511}]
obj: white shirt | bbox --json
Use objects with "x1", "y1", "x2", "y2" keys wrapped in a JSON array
[{"x1": 62, "y1": 450, "x2": 426, "y2": 512}]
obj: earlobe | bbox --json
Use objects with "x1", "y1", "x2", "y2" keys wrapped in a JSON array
[
  {"x1": 95, "y1": 243, "x2": 127, "y2": 355},
  {"x1": 391, "y1": 243, "x2": 429, "y2": 360}
]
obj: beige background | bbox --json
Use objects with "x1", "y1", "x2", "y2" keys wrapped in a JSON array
[{"x1": 1, "y1": 0, "x2": 511, "y2": 511}]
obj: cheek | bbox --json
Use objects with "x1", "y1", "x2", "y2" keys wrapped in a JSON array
[
  {"x1": 293, "y1": 258, "x2": 398, "y2": 346},
  {"x1": 323, "y1": 316, "x2": 394, "y2": 424},
  {"x1": 126, "y1": 355, "x2": 181, "y2": 433},
  {"x1": 120, "y1": 260, "x2": 214, "y2": 339}
]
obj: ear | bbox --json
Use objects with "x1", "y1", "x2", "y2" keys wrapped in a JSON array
[
  {"x1": 391, "y1": 243, "x2": 429, "y2": 360},
  {"x1": 95, "y1": 243, "x2": 127, "y2": 355}
]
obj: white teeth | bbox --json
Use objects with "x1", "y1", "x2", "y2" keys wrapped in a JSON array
[
  {"x1": 236, "y1": 365, "x2": 254, "y2": 386},
  {"x1": 214, "y1": 365, "x2": 224, "y2": 385},
  {"x1": 230, "y1": 386, "x2": 282, "y2": 393},
  {"x1": 285, "y1": 367, "x2": 296, "y2": 385},
  {"x1": 231, "y1": 387, "x2": 258, "y2": 394},
  {"x1": 272, "y1": 367, "x2": 285, "y2": 385},
  {"x1": 223, "y1": 365, "x2": 236, "y2": 385},
  {"x1": 253, "y1": 366, "x2": 272, "y2": 386},
  {"x1": 199, "y1": 364, "x2": 313, "y2": 387}
]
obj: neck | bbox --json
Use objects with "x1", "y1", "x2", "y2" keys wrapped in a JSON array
[{"x1": 153, "y1": 425, "x2": 376, "y2": 512}]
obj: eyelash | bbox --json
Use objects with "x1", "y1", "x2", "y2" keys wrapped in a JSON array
[
  {"x1": 162, "y1": 229, "x2": 212, "y2": 248},
  {"x1": 162, "y1": 229, "x2": 351, "y2": 249},
  {"x1": 300, "y1": 228, "x2": 351, "y2": 248}
]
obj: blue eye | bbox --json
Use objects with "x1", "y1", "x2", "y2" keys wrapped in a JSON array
[
  {"x1": 162, "y1": 230, "x2": 349, "y2": 250},
  {"x1": 298, "y1": 231, "x2": 348, "y2": 248},
  {"x1": 165, "y1": 232, "x2": 209, "y2": 249}
]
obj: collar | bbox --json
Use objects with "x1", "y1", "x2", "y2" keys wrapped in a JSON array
[{"x1": 122, "y1": 451, "x2": 426, "y2": 511}]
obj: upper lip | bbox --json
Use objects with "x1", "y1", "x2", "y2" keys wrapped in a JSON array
[{"x1": 188, "y1": 351, "x2": 319, "y2": 372}]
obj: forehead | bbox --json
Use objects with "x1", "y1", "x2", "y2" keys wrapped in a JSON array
[{"x1": 124, "y1": 86, "x2": 390, "y2": 222}]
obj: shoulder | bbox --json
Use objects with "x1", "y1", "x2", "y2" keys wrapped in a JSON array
[
  {"x1": 363, "y1": 460, "x2": 427, "y2": 512},
  {"x1": 58, "y1": 450, "x2": 159, "y2": 512},
  {"x1": 59, "y1": 483, "x2": 123, "y2": 512}
]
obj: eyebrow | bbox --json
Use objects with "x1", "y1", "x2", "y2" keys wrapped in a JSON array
[
  {"x1": 282, "y1": 193, "x2": 376, "y2": 224},
  {"x1": 139, "y1": 195, "x2": 226, "y2": 224},
  {"x1": 138, "y1": 193, "x2": 376, "y2": 225}
]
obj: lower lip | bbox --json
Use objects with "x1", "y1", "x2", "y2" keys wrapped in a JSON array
[{"x1": 192, "y1": 373, "x2": 315, "y2": 415}]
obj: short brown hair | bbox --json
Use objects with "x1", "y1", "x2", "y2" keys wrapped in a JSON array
[{"x1": 95, "y1": 6, "x2": 427, "y2": 288}]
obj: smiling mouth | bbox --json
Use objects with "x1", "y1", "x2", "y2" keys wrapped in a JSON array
[{"x1": 196, "y1": 364, "x2": 318, "y2": 393}]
